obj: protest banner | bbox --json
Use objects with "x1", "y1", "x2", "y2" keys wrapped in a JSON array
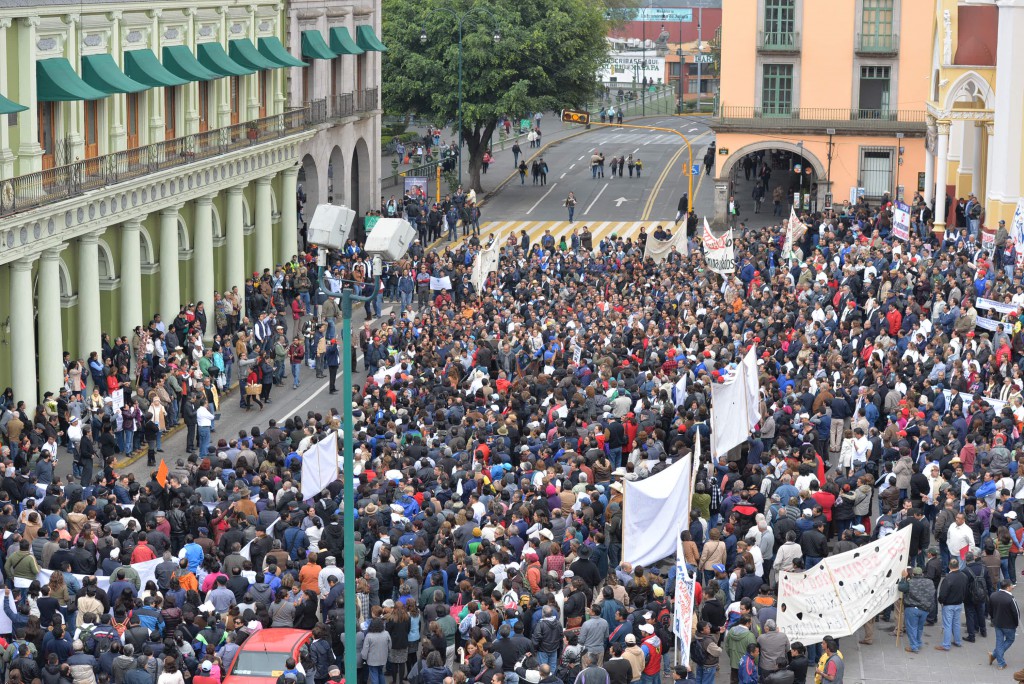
[
  {"x1": 893, "y1": 201, "x2": 911, "y2": 241},
  {"x1": 644, "y1": 227, "x2": 689, "y2": 262},
  {"x1": 301, "y1": 432, "x2": 339, "y2": 500},
  {"x1": 777, "y1": 526, "x2": 911, "y2": 644},
  {"x1": 429, "y1": 276, "x2": 452, "y2": 291},
  {"x1": 1012, "y1": 199, "x2": 1024, "y2": 269},
  {"x1": 942, "y1": 389, "x2": 1006, "y2": 418},
  {"x1": 702, "y1": 219, "x2": 735, "y2": 274},
  {"x1": 673, "y1": 536, "x2": 696, "y2": 666},
  {"x1": 976, "y1": 297, "x2": 1020, "y2": 315},
  {"x1": 976, "y1": 316, "x2": 1014, "y2": 334},
  {"x1": 623, "y1": 454, "x2": 692, "y2": 567},
  {"x1": 472, "y1": 243, "x2": 501, "y2": 292}
]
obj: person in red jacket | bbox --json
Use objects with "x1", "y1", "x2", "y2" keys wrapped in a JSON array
[
  {"x1": 131, "y1": 538, "x2": 156, "y2": 563},
  {"x1": 886, "y1": 303, "x2": 903, "y2": 335},
  {"x1": 640, "y1": 623, "x2": 662, "y2": 683}
]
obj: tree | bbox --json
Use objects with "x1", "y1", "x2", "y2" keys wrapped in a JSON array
[{"x1": 382, "y1": 0, "x2": 608, "y2": 194}]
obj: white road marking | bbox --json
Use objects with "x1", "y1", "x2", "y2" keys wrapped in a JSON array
[
  {"x1": 578, "y1": 155, "x2": 585, "y2": 161},
  {"x1": 569, "y1": 163, "x2": 575, "y2": 170},
  {"x1": 584, "y1": 182, "x2": 609, "y2": 215},
  {"x1": 689, "y1": 127, "x2": 699, "y2": 132},
  {"x1": 560, "y1": 172, "x2": 567, "y2": 179},
  {"x1": 526, "y1": 182, "x2": 559, "y2": 215},
  {"x1": 643, "y1": 139, "x2": 653, "y2": 145},
  {"x1": 633, "y1": 148, "x2": 640, "y2": 154}
]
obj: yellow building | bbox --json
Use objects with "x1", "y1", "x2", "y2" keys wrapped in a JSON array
[
  {"x1": 710, "y1": 0, "x2": 930, "y2": 224},
  {"x1": 924, "y1": 0, "x2": 1024, "y2": 234}
]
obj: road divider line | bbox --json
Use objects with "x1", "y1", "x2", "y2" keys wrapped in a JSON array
[
  {"x1": 526, "y1": 182, "x2": 559, "y2": 215},
  {"x1": 584, "y1": 182, "x2": 609, "y2": 215}
]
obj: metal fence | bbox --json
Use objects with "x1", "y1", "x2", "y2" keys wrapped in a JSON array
[
  {"x1": 714, "y1": 106, "x2": 927, "y2": 132},
  {"x1": 1, "y1": 108, "x2": 311, "y2": 218}
]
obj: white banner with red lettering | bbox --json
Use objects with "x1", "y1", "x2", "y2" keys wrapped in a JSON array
[{"x1": 776, "y1": 525, "x2": 911, "y2": 643}]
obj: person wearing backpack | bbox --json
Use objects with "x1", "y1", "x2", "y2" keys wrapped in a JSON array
[
  {"x1": 692, "y1": 621, "x2": 722, "y2": 684},
  {"x1": 965, "y1": 551, "x2": 994, "y2": 641}
]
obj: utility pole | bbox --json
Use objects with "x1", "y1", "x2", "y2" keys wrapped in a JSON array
[
  {"x1": 695, "y1": 7, "x2": 702, "y2": 111},
  {"x1": 826, "y1": 127, "x2": 835, "y2": 210}
]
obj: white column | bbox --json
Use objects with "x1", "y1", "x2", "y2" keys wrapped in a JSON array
[
  {"x1": 77, "y1": 233, "x2": 103, "y2": 361},
  {"x1": 16, "y1": 17, "x2": 42, "y2": 174},
  {"x1": 933, "y1": 120, "x2": 950, "y2": 236},
  {"x1": 9, "y1": 258, "x2": 38, "y2": 405},
  {"x1": 985, "y1": 120, "x2": 996, "y2": 207},
  {"x1": 971, "y1": 123, "x2": 984, "y2": 199},
  {"x1": 193, "y1": 194, "x2": 216, "y2": 342},
  {"x1": 159, "y1": 205, "x2": 182, "y2": 324},
  {"x1": 255, "y1": 175, "x2": 274, "y2": 274},
  {"x1": 280, "y1": 167, "x2": 299, "y2": 265},
  {"x1": 120, "y1": 218, "x2": 144, "y2": 337},
  {"x1": 226, "y1": 185, "x2": 247, "y2": 320},
  {"x1": 989, "y1": 0, "x2": 1024, "y2": 206},
  {"x1": 37, "y1": 247, "x2": 66, "y2": 395},
  {"x1": 108, "y1": 11, "x2": 126, "y2": 152},
  {"x1": 0, "y1": 19, "x2": 16, "y2": 178},
  {"x1": 147, "y1": 10, "x2": 164, "y2": 142},
  {"x1": 64, "y1": 14, "x2": 84, "y2": 161}
]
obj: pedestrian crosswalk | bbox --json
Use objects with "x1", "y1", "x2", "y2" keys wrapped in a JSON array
[{"x1": 437, "y1": 219, "x2": 682, "y2": 250}]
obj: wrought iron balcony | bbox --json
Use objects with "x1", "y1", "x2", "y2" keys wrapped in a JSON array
[
  {"x1": 757, "y1": 30, "x2": 801, "y2": 53},
  {"x1": 856, "y1": 32, "x2": 899, "y2": 56},
  {"x1": 712, "y1": 105, "x2": 927, "y2": 134}
]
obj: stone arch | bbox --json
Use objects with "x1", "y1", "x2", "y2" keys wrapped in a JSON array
[
  {"x1": 944, "y1": 71, "x2": 994, "y2": 110},
  {"x1": 241, "y1": 195, "x2": 252, "y2": 228},
  {"x1": 177, "y1": 217, "x2": 191, "y2": 253},
  {"x1": 329, "y1": 145, "x2": 345, "y2": 205},
  {"x1": 298, "y1": 153, "x2": 321, "y2": 211},
  {"x1": 138, "y1": 226, "x2": 156, "y2": 268},
  {"x1": 211, "y1": 203, "x2": 224, "y2": 239},
  {"x1": 350, "y1": 137, "x2": 371, "y2": 215},
  {"x1": 96, "y1": 238, "x2": 117, "y2": 281},
  {"x1": 718, "y1": 140, "x2": 826, "y2": 182},
  {"x1": 34, "y1": 258, "x2": 75, "y2": 303}
]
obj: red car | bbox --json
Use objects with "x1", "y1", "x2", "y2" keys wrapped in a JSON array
[{"x1": 223, "y1": 628, "x2": 313, "y2": 684}]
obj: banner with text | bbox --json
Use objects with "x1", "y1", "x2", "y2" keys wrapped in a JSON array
[
  {"x1": 976, "y1": 297, "x2": 1020, "y2": 315},
  {"x1": 777, "y1": 526, "x2": 911, "y2": 644},
  {"x1": 1012, "y1": 199, "x2": 1024, "y2": 269},
  {"x1": 702, "y1": 219, "x2": 735, "y2": 274},
  {"x1": 893, "y1": 202, "x2": 911, "y2": 241}
]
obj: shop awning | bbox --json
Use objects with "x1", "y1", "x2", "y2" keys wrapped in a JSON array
[
  {"x1": 258, "y1": 36, "x2": 308, "y2": 68},
  {"x1": 356, "y1": 25, "x2": 387, "y2": 52},
  {"x1": 229, "y1": 38, "x2": 279, "y2": 71},
  {"x1": 162, "y1": 45, "x2": 219, "y2": 82},
  {"x1": 330, "y1": 27, "x2": 364, "y2": 55},
  {"x1": 124, "y1": 49, "x2": 189, "y2": 88},
  {"x1": 82, "y1": 54, "x2": 147, "y2": 95},
  {"x1": 37, "y1": 58, "x2": 108, "y2": 102},
  {"x1": 198, "y1": 41, "x2": 255, "y2": 77},
  {"x1": 301, "y1": 30, "x2": 337, "y2": 60},
  {"x1": 0, "y1": 92, "x2": 28, "y2": 115}
]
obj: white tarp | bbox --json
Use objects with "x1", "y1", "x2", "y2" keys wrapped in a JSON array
[
  {"x1": 741, "y1": 347, "x2": 761, "y2": 432},
  {"x1": 623, "y1": 454, "x2": 692, "y2": 568},
  {"x1": 776, "y1": 525, "x2": 911, "y2": 644},
  {"x1": 711, "y1": 369, "x2": 749, "y2": 456},
  {"x1": 471, "y1": 243, "x2": 501, "y2": 292},
  {"x1": 702, "y1": 219, "x2": 735, "y2": 274},
  {"x1": 301, "y1": 432, "x2": 340, "y2": 501},
  {"x1": 644, "y1": 228, "x2": 689, "y2": 262}
]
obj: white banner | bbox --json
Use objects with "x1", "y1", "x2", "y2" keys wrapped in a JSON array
[
  {"x1": 976, "y1": 316, "x2": 1014, "y2": 334},
  {"x1": 673, "y1": 536, "x2": 696, "y2": 664},
  {"x1": 301, "y1": 432, "x2": 339, "y2": 501},
  {"x1": 35, "y1": 557, "x2": 162, "y2": 599},
  {"x1": 942, "y1": 389, "x2": 1006, "y2": 418},
  {"x1": 711, "y1": 369, "x2": 749, "y2": 457},
  {"x1": 644, "y1": 227, "x2": 689, "y2": 262},
  {"x1": 429, "y1": 276, "x2": 452, "y2": 291},
  {"x1": 373, "y1": 362, "x2": 408, "y2": 384},
  {"x1": 673, "y1": 375, "x2": 688, "y2": 407},
  {"x1": 893, "y1": 201, "x2": 911, "y2": 241},
  {"x1": 241, "y1": 518, "x2": 278, "y2": 562},
  {"x1": 976, "y1": 297, "x2": 1020, "y2": 315},
  {"x1": 1012, "y1": 199, "x2": 1024, "y2": 269},
  {"x1": 702, "y1": 219, "x2": 735, "y2": 274},
  {"x1": 777, "y1": 525, "x2": 912, "y2": 644},
  {"x1": 623, "y1": 454, "x2": 692, "y2": 568},
  {"x1": 741, "y1": 347, "x2": 760, "y2": 433},
  {"x1": 110, "y1": 389, "x2": 125, "y2": 411},
  {"x1": 471, "y1": 243, "x2": 500, "y2": 292}
]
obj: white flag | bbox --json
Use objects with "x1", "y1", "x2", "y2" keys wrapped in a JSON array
[
  {"x1": 300, "y1": 432, "x2": 340, "y2": 501},
  {"x1": 471, "y1": 243, "x2": 500, "y2": 292}
]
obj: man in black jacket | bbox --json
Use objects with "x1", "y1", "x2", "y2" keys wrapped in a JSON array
[
  {"x1": 532, "y1": 606, "x2": 563, "y2": 668},
  {"x1": 181, "y1": 397, "x2": 198, "y2": 453},
  {"x1": 799, "y1": 521, "x2": 828, "y2": 568},
  {"x1": 988, "y1": 578, "x2": 1021, "y2": 670},
  {"x1": 77, "y1": 424, "x2": 95, "y2": 486},
  {"x1": 964, "y1": 551, "x2": 993, "y2": 641},
  {"x1": 936, "y1": 557, "x2": 969, "y2": 650}
]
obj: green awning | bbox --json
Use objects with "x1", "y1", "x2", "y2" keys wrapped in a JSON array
[
  {"x1": 124, "y1": 49, "x2": 189, "y2": 88},
  {"x1": 258, "y1": 36, "x2": 308, "y2": 68},
  {"x1": 356, "y1": 25, "x2": 387, "y2": 52},
  {"x1": 229, "y1": 38, "x2": 279, "y2": 71},
  {"x1": 329, "y1": 27, "x2": 364, "y2": 55},
  {"x1": 0, "y1": 93, "x2": 28, "y2": 115},
  {"x1": 301, "y1": 30, "x2": 337, "y2": 60},
  {"x1": 82, "y1": 54, "x2": 147, "y2": 95},
  {"x1": 37, "y1": 58, "x2": 108, "y2": 102},
  {"x1": 162, "y1": 45, "x2": 219, "y2": 82},
  {"x1": 198, "y1": 41, "x2": 255, "y2": 77}
]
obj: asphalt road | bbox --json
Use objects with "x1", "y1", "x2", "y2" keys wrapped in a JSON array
[{"x1": 480, "y1": 115, "x2": 716, "y2": 224}]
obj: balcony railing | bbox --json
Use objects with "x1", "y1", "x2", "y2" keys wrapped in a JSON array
[
  {"x1": 856, "y1": 32, "x2": 899, "y2": 55},
  {"x1": 0, "y1": 88, "x2": 375, "y2": 219},
  {"x1": 757, "y1": 30, "x2": 801, "y2": 53},
  {"x1": 713, "y1": 105, "x2": 927, "y2": 133}
]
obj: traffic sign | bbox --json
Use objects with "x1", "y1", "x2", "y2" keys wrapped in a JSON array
[
  {"x1": 691, "y1": 164, "x2": 700, "y2": 175},
  {"x1": 695, "y1": 53, "x2": 714, "y2": 64},
  {"x1": 562, "y1": 109, "x2": 590, "y2": 125}
]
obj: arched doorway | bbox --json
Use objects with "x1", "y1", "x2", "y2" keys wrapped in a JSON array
[
  {"x1": 328, "y1": 146, "x2": 345, "y2": 205},
  {"x1": 716, "y1": 140, "x2": 826, "y2": 224},
  {"x1": 297, "y1": 154, "x2": 320, "y2": 224},
  {"x1": 350, "y1": 137, "x2": 371, "y2": 217}
]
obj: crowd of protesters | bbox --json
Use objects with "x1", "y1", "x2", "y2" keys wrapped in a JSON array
[{"x1": 3, "y1": 185, "x2": 1024, "y2": 684}]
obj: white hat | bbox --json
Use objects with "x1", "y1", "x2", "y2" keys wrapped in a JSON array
[
  {"x1": 538, "y1": 529, "x2": 554, "y2": 540},
  {"x1": 1007, "y1": 511, "x2": 1018, "y2": 520},
  {"x1": 639, "y1": 624, "x2": 655, "y2": 634}
]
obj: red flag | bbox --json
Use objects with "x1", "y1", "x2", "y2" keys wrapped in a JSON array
[{"x1": 156, "y1": 459, "x2": 169, "y2": 488}]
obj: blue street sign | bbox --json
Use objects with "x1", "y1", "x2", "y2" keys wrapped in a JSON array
[
  {"x1": 636, "y1": 7, "x2": 693, "y2": 21},
  {"x1": 691, "y1": 164, "x2": 700, "y2": 175}
]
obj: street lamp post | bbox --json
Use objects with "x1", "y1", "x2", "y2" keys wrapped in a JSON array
[
  {"x1": 695, "y1": 7, "x2": 703, "y2": 112},
  {"x1": 421, "y1": 8, "x2": 501, "y2": 188}
]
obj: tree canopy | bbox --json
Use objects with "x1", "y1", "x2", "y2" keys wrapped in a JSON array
[{"x1": 382, "y1": 0, "x2": 609, "y2": 193}]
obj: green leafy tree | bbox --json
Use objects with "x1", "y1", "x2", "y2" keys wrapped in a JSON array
[{"x1": 382, "y1": 0, "x2": 608, "y2": 193}]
